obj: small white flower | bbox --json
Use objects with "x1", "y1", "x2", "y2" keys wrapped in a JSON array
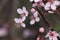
[
  {"x1": 31, "y1": 8, "x2": 39, "y2": 17},
  {"x1": 35, "y1": 17, "x2": 40, "y2": 22},
  {"x1": 14, "y1": 18, "x2": 26, "y2": 28},
  {"x1": 30, "y1": 20, "x2": 35, "y2": 25},
  {"x1": 31, "y1": 8, "x2": 36, "y2": 13},
  {"x1": 51, "y1": 4, "x2": 57, "y2": 10},
  {"x1": 39, "y1": 27, "x2": 44, "y2": 33},
  {"x1": 44, "y1": 1, "x2": 59, "y2": 13},
  {"x1": 22, "y1": 6, "x2": 28, "y2": 16},
  {"x1": 44, "y1": 2, "x2": 51, "y2": 10},
  {"x1": 14, "y1": 18, "x2": 22, "y2": 23},
  {"x1": 17, "y1": 6, "x2": 28, "y2": 17},
  {"x1": 54, "y1": 1, "x2": 60, "y2": 6},
  {"x1": 17, "y1": 8, "x2": 23, "y2": 14},
  {"x1": 33, "y1": 11, "x2": 39, "y2": 17},
  {"x1": 48, "y1": 11, "x2": 54, "y2": 13},
  {"x1": 30, "y1": 16, "x2": 40, "y2": 25}
]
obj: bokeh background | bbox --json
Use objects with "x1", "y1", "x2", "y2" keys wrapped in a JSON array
[{"x1": 0, "y1": 0, "x2": 60, "y2": 40}]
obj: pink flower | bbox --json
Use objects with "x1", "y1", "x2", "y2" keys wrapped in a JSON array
[
  {"x1": 31, "y1": 8, "x2": 36, "y2": 13},
  {"x1": 14, "y1": 18, "x2": 26, "y2": 28},
  {"x1": 31, "y1": 8, "x2": 39, "y2": 17},
  {"x1": 30, "y1": 8, "x2": 40, "y2": 25},
  {"x1": 17, "y1": 6, "x2": 28, "y2": 17},
  {"x1": 30, "y1": 16, "x2": 40, "y2": 25},
  {"x1": 39, "y1": 27, "x2": 44, "y2": 33},
  {"x1": 45, "y1": 30, "x2": 60, "y2": 40},
  {"x1": 44, "y1": 0, "x2": 60, "y2": 13}
]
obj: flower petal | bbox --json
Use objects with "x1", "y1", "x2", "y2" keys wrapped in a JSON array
[
  {"x1": 21, "y1": 16, "x2": 26, "y2": 22},
  {"x1": 53, "y1": 37, "x2": 58, "y2": 40},
  {"x1": 51, "y1": 4, "x2": 57, "y2": 10},
  {"x1": 35, "y1": 17, "x2": 40, "y2": 22},
  {"x1": 17, "y1": 8, "x2": 23, "y2": 14},
  {"x1": 33, "y1": 11, "x2": 38, "y2": 17},
  {"x1": 45, "y1": 2, "x2": 51, "y2": 8},
  {"x1": 14, "y1": 18, "x2": 20, "y2": 23},
  {"x1": 39, "y1": 27, "x2": 44, "y2": 33},
  {"x1": 30, "y1": 20, "x2": 35, "y2": 25},
  {"x1": 21, "y1": 23, "x2": 26, "y2": 28},
  {"x1": 25, "y1": 11, "x2": 28, "y2": 16},
  {"x1": 32, "y1": 3, "x2": 37, "y2": 7},
  {"x1": 22, "y1": 6, "x2": 26, "y2": 11},
  {"x1": 22, "y1": 6, "x2": 28, "y2": 16},
  {"x1": 31, "y1": 8, "x2": 36, "y2": 13},
  {"x1": 48, "y1": 11, "x2": 54, "y2": 13},
  {"x1": 44, "y1": 2, "x2": 51, "y2": 10},
  {"x1": 19, "y1": 18, "x2": 22, "y2": 23},
  {"x1": 54, "y1": 1, "x2": 60, "y2": 6}
]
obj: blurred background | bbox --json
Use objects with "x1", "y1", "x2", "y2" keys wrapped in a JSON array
[{"x1": 0, "y1": 0, "x2": 60, "y2": 40}]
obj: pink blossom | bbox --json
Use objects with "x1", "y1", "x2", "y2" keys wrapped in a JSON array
[
  {"x1": 39, "y1": 27, "x2": 44, "y2": 33},
  {"x1": 17, "y1": 6, "x2": 28, "y2": 17},
  {"x1": 45, "y1": 30, "x2": 60, "y2": 40},
  {"x1": 30, "y1": 8, "x2": 40, "y2": 25},
  {"x1": 14, "y1": 18, "x2": 26, "y2": 28},
  {"x1": 44, "y1": 0, "x2": 60, "y2": 13}
]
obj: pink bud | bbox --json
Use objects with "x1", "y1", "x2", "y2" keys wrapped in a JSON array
[
  {"x1": 39, "y1": 27, "x2": 44, "y2": 33},
  {"x1": 31, "y1": 8, "x2": 36, "y2": 13}
]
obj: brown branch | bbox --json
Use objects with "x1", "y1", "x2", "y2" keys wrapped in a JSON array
[{"x1": 34, "y1": 6, "x2": 51, "y2": 27}]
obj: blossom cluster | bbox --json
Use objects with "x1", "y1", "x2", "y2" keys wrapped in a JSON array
[
  {"x1": 30, "y1": 0, "x2": 60, "y2": 13},
  {"x1": 14, "y1": 0, "x2": 60, "y2": 28},
  {"x1": 13, "y1": 0, "x2": 60, "y2": 40},
  {"x1": 14, "y1": 7, "x2": 28, "y2": 28},
  {"x1": 30, "y1": 8, "x2": 40, "y2": 25}
]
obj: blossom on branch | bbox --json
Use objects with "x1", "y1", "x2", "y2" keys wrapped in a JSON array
[
  {"x1": 17, "y1": 6, "x2": 28, "y2": 17},
  {"x1": 39, "y1": 27, "x2": 45, "y2": 33},
  {"x1": 14, "y1": 18, "x2": 26, "y2": 28},
  {"x1": 45, "y1": 29, "x2": 60, "y2": 40},
  {"x1": 44, "y1": 0, "x2": 60, "y2": 13},
  {"x1": 30, "y1": 8, "x2": 40, "y2": 25}
]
